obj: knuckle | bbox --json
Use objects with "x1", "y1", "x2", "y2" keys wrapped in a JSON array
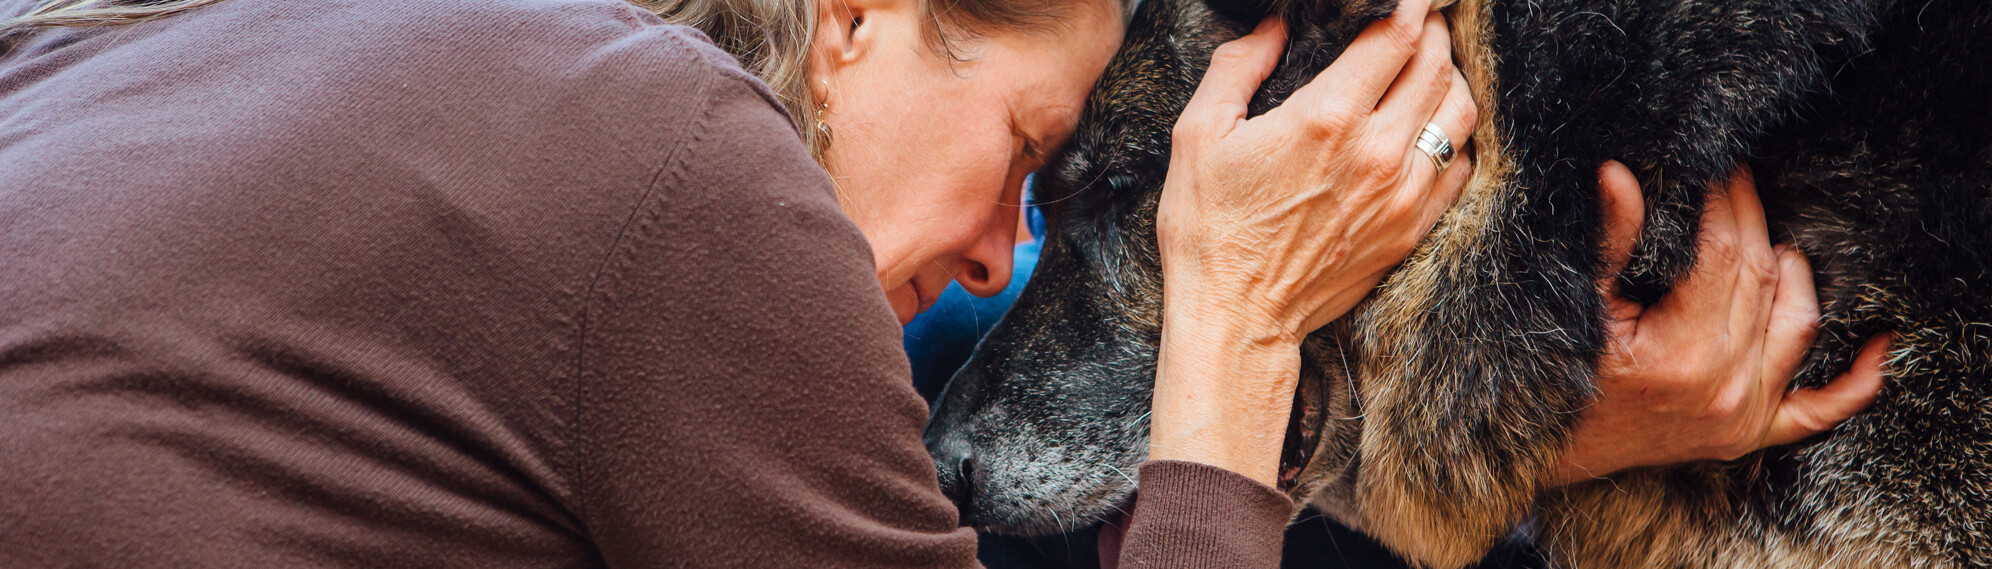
[
  {"x1": 1210, "y1": 41, "x2": 1252, "y2": 65},
  {"x1": 1419, "y1": 56, "x2": 1453, "y2": 87},
  {"x1": 1379, "y1": 17, "x2": 1423, "y2": 54},
  {"x1": 1170, "y1": 120, "x2": 1200, "y2": 146},
  {"x1": 1172, "y1": 111, "x2": 1222, "y2": 146},
  {"x1": 1705, "y1": 393, "x2": 1745, "y2": 422},
  {"x1": 1418, "y1": 69, "x2": 1453, "y2": 107},
  {"x1": 1753, "y1": 260, "x2": 1781, "y2": 288},
  {"x1": 1361, "y1": 150, "x2": 1405, "y2": 182},
  {"x1": 1702, "y1": 238, "x2": 1739, "y2": 265},
  {"x1": 1744, "y1": 248, "x2": 1779, "y2": 278},
  {"x1": 1308, "y1": 105, "x2": 1362, "y2": 137},
  {"x1": 1452, "y1": 88, "x2": 1479, "y2": 131}
]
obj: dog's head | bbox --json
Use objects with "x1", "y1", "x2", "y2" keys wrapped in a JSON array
[
  {"x1": 922, "y1": 0, "x2": 1404, "y2": 533},
  {"x1": 925, "y1": 0, "x2": 1902, "y2": 564}
]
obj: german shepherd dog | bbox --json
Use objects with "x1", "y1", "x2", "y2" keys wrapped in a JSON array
[{"x1": 922, "y1": 0, "x2": 1992, "y2": 566}]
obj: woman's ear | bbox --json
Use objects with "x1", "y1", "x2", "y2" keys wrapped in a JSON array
[{"x1": 809, "y1": 0, "x2": 868, "y2": 101}]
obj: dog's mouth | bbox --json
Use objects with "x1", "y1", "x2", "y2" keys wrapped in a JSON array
[{"x1": 1278, "y1": 364, "x2": 1331, "y2": 492}]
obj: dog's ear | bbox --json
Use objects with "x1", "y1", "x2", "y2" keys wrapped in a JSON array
[
  {"x1": 1202, "y1": 0, "x2": 1422, "y2": 34},
  {"x1": 1200, "y1": 0, "x2": 1288, "y2": 25}
]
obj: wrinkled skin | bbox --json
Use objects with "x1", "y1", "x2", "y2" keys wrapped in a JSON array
[
  {"x1": 925, "y1": 0, "x2": 1992, "y2": 566},
  {"x1": 922, "y1": 0, "x2": 1379, "y2": 533}
]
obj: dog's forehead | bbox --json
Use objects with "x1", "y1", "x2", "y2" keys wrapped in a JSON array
[{"x1": 1047, "y1": 7, "x2": 1214, "y2": 212}]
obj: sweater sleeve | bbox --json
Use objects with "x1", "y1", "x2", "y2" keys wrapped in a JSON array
[
  {"x1": 1117, "y1": 461, "x2": 1296, "y2": 568},
  {"x1": 567, "y1": 42, "x2": 1293, "y2": 569}
]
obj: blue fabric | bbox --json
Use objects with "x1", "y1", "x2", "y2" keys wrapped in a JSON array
[
  {"x1": 903, "y1": 188, "x2": 1046, "y2": 401},
  {"x1": 902, "y1": 238, "x2": 1040, "y2": 402}
]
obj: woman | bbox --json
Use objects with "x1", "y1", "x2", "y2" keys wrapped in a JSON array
[{"x1": 0, "y1": 0, "x2": 1886, "y2": 566}]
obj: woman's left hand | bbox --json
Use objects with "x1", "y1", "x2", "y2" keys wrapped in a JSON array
[
  {"x1": 1147, "y1": 1, "x2": 1476, "y2": 486},
  {"x1": 1550, "y1": 161, "x2": 1891, "y2": 485}
]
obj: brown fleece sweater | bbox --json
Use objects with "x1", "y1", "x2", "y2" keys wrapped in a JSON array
[{"x1": 0, "y1": 0, "x2": 1294, "y2": 567}]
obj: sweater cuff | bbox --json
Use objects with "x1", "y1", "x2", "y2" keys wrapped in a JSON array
[{"x1": 1118, "y1": 460, "x2": 1294, "y2": 569}]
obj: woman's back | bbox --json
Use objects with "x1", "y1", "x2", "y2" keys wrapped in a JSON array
[{"x1": 0, "y1": 0, "x2": 976, "y2": 566}]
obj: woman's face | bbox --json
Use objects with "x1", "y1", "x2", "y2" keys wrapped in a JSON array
[{"x1": 812, "y1": 0, "x2": 1124, "y2": 324}]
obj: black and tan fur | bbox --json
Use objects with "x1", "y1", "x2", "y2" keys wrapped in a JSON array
[{"x1": 922, "y1": 0, "x2": 1992, "y2": 566}]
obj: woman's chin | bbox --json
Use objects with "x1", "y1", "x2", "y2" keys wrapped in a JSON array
[{"x1": 887, "y1": 286, "x2": 921, "y2": 325}]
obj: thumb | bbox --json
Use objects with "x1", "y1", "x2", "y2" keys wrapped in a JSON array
[
  {"x1": 1762, "y1": 333, "x2": 1892, "y2": 447},
  {"x1": 1180, "y1": 17, "x2": 1287, "y2": 135}
]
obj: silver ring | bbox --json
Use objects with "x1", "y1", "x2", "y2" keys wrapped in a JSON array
[{"x1": 1415, "y1": 123, "x2": 1455, "y2": 173}]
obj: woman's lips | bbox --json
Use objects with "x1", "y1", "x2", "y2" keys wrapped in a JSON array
[
  {"x1": 914, "y1": 281, "x2": 939, "y2": 314},
  {"x1": 890, "y1": 281, "x2": 940, "y2": 325},
  {"x1": 893, "y1": 271, "x2": 956, "y2": 324}
]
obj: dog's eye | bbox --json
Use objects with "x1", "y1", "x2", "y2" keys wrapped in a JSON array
[{"x1": 1106, "y1": 174, "x2": 1136, "y2": 195}]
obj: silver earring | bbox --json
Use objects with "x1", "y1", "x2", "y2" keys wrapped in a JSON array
[{"x1": 814, "y1": 100, "x2": 832, "y2": 140}]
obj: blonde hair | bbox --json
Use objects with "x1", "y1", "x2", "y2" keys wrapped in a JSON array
[
  {"x1": 637, "y1": 0, "x2": 827, "y2": 158},
  {"x1": 2, "y1": 0, "x2": 1091, "y2": 162}
]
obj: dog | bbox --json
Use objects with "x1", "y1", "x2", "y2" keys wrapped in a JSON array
[{"x1": 921, "y1": 0, "x2": 1992, "y2": 566}]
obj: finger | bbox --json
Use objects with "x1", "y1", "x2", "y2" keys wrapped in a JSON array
[
  {"x1": 1652, "y1": 171, "x2": 1745, "y2": 336},
  {"x1": 1595, "y1": 161, "x2": 1647, "y2": 323},
  {"x1": 1407, "y1": 133, "x2": 1471, "y2": 238},
  {"x1": 1760, "y1": 247, "x2": 1821, "y2": 391},
  {"x1": 1727, "y1": 165, "x2": 1771, "y2": 264},
  {"x1": 1182, "y1": 17, "x2": 1288, "y2": 133},
  {"x1": 1595, "y1": 162, "x2": 1646, "y2": 291},
  {"x1": 1762, "y1": 334, "x2": 1891, "y2": 447},
  {"x1": 1286, "y1": 0, "x2": 1431, "y2": 115},
  {"x1": 1371, "y1": 14, "x2": 1455, "y2": 151},
  {"x1": 1392, "y1": 68, "x2": 1475, "y2": 226},
  {"x1": 1724, "y1": 165, "x2": 1779, "y2": 325},
  {"x1": 1427, "y1": 148, "x2": 1471, "y2": 221},
  {"x1": 1724, "y1": 167, "x2": 1781, "y2": 360}
]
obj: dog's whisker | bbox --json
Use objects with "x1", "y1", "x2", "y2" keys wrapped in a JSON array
[{"x1": 1103, "y1": 463, "x2": 1138, "y2": 488}]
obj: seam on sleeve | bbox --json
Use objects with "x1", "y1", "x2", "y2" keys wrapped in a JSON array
[
  {"x1": 670, "y1": 25, "x2": 804, "y2": 135},
  {"x1": 565, "y1": 38, "x2": 719, "y2": 532}
]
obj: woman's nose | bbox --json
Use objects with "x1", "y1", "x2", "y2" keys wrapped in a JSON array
[{"x1": 952, "y1": 228, "x2": 1016, "y2": 298}]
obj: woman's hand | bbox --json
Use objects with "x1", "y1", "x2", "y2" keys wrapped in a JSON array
[
  {"x1": 1148, "y1": 0, "x2": 1476, "y2": 485},
  {"x1": 1550, "y1": 161, "x2": 1891, "y2": 485}
]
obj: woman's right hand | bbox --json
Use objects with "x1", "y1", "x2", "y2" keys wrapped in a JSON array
[{"x1": 1148, "y1": 0, "x2": 1477, "y2": 486}]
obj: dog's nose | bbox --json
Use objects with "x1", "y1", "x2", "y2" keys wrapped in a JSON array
[{"x1": 932, "y1": 445, "x2": 978, "y2": 522}]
